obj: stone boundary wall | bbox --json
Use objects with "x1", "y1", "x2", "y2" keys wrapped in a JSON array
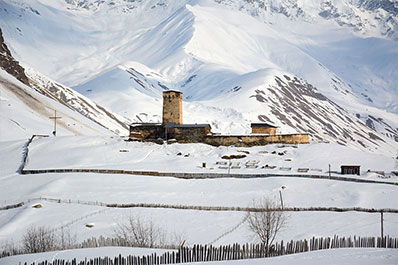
[
  {"x1": 20, "y1": 168, "x2": 398, "y2": 186},
  {"x1": 18, "y1": 134, "x2": 49, "y2": 173},
  {"x1": 204, "y1": 133, "x2": 309, "y2": 147}
]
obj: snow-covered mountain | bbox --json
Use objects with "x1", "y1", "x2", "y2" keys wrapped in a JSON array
[{"x1": 0, "y1": 0, "x2": 397, "y2": 154}]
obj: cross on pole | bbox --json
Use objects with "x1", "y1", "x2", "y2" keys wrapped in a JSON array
[{"x1": 49, "y1": 110, "x2": 62, "y2": 136}]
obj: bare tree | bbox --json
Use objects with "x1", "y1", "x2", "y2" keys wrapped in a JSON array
[
  {"x1": 247, "y1": 198, "x2": 288, "y2": 256},
  {"x1": 59, "y1": 227, "x2": 77, "y2": 250},
  {"x1": 114, "y1": 216, "x2": 163, "y2": 248},
  {"x1": 114, "y1": 216, "x2": 185, "y2": 248},
  {"x1": 22, "y1": 226, "x2": 58, "y2": 253}
]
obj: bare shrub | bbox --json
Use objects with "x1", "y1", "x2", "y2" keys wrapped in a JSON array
[
  {"x1": 0, "y1": 240, "x2": 21, "y2": 258},
  {"x1": 114, "y1": 216, "x2": 184, "y2": 248},
  {"x1": 59, "y1": 227, "x2": 77, "y2": 250},
  {"x1": 22, "y1": 226, "x2": 58, "y2": 253},
  {"x1": 247, "y1": 198, "x2": 288, "y2": 256}
]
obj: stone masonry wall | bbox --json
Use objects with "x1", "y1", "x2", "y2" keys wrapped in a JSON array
[
  {"x1": 130, "y1": 125, "x2": 164, "y2": 139},
  {"x1": 172, "y1": 126, "x2": 212, "y2": 142},
  {"x1": 204, "y1": 134, "x2": 309, "y2": 147},
  {"x1": 251, "y1": 127, "x2": 277, "y2": 135}
]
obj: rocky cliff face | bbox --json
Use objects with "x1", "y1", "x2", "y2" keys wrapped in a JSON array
[{"x1": 0, "y1": 28, "x2": 29, "y2": 85}]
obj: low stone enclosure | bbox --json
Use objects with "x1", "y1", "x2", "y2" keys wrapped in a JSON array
[
  {"x1": 202, "y1": 133, "x2": 309, "y2": 147},
  {"x1": 129, "y1": 131, "x2": 310, "y2": 147}
]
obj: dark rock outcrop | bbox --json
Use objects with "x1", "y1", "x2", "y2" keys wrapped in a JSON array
[{"x1": 0, "y1": 28, "x2": 29, "y2": 86}]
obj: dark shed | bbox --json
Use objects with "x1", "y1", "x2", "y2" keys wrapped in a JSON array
[{"x1": 341, "y1": 165, "x2": 360, "y2": 175}]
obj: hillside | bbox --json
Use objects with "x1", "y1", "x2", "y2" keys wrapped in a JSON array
[{"x1": 0, "y1": 27, "x2": 129, "y2": 139}]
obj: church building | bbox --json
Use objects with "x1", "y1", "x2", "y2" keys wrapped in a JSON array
[{"x1": 130, "y1": 91, "x2": 309, "y2": 146}]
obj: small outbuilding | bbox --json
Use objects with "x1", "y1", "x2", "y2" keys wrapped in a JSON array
[
  {"x1": 251, "y1": 123, "x2": 277, "y2": 135},
  {"x1": 341, "y1": 165, "x2": 360, "y2": 175}
]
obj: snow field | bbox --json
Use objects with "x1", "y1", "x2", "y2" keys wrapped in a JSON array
[
  {"x1": 0, "y1": 246, "x2": 173, "y2": 265},
  {"x1": 0, "y1": 136, "x2": 397, "y2": 249},
  {"x1": 183, "y1": 248, "x2": 398, "y2": 265},
  {"x1": 1, "y1": 200, "x2": 398, "y2": 249},
  {"x1": 25, "y1": 136, "x2": 397, "y2": 179}
]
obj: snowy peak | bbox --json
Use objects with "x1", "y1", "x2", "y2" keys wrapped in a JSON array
[
  {"x1": 58, "y1": 0, "x2": 398, "y2": 40},
  {"x1": 216, "y1": 0, "x2": 398, "y2": 40}
]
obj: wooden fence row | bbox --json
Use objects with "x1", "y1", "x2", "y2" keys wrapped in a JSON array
[
  {"x1": 2, "y1": 196, "x2": 398, "y2": 214},
  {"x1": 23, "y1": 235, "x2": 398, "y2": 265}
]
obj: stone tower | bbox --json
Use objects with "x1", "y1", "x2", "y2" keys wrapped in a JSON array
[{"x1": 162, "y1": 90, "x2": 183, "y2": 125}]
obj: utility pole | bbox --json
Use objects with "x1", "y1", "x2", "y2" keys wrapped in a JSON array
[
  {"x1": 49, "y1": 110, "x2": 62, "y2": 136},
  {"x1": 279, "y1": 186, "x2": 286, "y2": 209},
  {"x1": 328, "y1": 164, "x2": 331, "y2": 179},
  {"x1": 279, "y1": 190, "x2": 284, "y2": 209}
]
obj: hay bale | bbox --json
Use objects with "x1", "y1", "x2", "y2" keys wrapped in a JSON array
[
  {"x1": 119, "y1": 149, "x2": 129, "y2": 152},
  {"x1": 221, "y1": 154, "x2": 246, "y2": 159}
]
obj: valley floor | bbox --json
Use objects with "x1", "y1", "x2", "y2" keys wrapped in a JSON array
[{"x1": 0, "y1": 136, "x2": 397, "y2": 263}]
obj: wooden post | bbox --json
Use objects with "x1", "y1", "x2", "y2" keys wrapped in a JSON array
[
  {"x1": 381, "y1": 212, "x2": 384, "y2": 242},
  {"x1": 328, "y1": 164, "x2": 331, "y2": 178},
  {"x1": 49, "y1": 110, "x2": 62, "y2": 136}
]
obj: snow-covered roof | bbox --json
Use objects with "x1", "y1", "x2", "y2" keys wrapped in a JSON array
[
  {"x1": 163, "y1": 90, "x2": 182, "y2": 94},
  {"x1": 251, "y1": 123, "x2": 278, "y2": 128},
  {"x1": 130, "y1": 123, "x2": 162, "y2": 127},
  {"x1": 164, "y1": 123, "x2": 210, "y2": 128}
]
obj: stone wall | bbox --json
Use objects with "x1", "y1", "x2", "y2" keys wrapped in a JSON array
[
  {"x1": 167, "y1": 126, "x2": 211, "y2": 142},
  {"x1": 162, "y1": 91, "x2": 183, "y2": 125},
  {"x1": 129, "y1": 125, "x2": 164, "y2": 139},
  {"x1": 251, "y1": 126, "x2": 276, "y2": 135},
  {"x1": 204, "y1": 134, "x2": 309, "y2": 147}
]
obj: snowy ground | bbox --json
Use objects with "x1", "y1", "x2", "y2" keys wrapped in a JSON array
[
  {"x1": 185, "y1": 248, "x2": 398, "y2": 265},
  {"x1": 0, "y1": 247, "x2": 172, "y2": 265},
  {"x1": 0, "y1": 136, "x2": 397, "y2": 251},
  {"x1": 24, "y1": 136, "x2": 398, "y2": 180},
  {"x1": 1, "y1": 248, "x2": 397, "y2": 265}
]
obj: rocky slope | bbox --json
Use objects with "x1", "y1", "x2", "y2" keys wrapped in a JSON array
[{"x1": 0, "y1": 28, "x2": 29, "y2": 86}]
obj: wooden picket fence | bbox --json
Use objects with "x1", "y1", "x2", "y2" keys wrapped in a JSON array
[{"x1": 24, "y1": 235, "x2": 398, "y2": 265}]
